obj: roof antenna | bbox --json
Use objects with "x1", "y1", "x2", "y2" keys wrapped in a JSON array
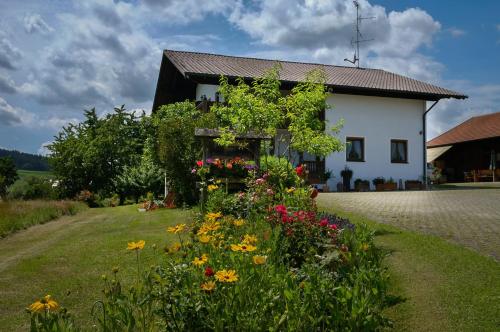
[{"x1": 344, "y1": 0, "x2": 375, "y2": 68}]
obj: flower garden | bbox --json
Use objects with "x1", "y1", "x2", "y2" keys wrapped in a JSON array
[{"x1": 27, "y1": 159, "x2": 392, "y2": 331}]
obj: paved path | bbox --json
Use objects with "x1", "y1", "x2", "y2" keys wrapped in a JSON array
[{"x1": 317, "y1": 189, "x2": 500, "y2": 260}]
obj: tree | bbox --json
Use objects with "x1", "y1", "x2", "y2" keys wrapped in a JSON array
[
  {"x1": 48, "y1": 106, "x2": 147, "y2": 198},
  {"x1": 0, "y1": 157, "x2": 18, "y2": 199},
  {"x1": 212, "y1": 67, "x2": 343, "y2": 158},
  {"x1": 152, "y1": 102, "x2": 206, "y2": 204}
]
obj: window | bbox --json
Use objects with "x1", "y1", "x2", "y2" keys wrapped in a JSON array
[
  {"x1": 346, "y1": 137, "x2": 364, "y2": 162},
  {"x1": 391, "y1": 140, "x2": 408, "y2": 163}
]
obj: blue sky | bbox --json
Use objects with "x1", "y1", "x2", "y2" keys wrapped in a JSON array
[{"x1": 0, "y1": 0, "x2": 499, "y2": 154}]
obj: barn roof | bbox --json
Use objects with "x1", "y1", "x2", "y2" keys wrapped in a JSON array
[{"x1": 427, "y1": 112, "x2": 500, "y2": 147}]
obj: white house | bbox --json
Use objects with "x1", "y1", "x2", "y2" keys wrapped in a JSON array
[{"x1": 153, "y1": 50, "x2": 467, "y2": 190}]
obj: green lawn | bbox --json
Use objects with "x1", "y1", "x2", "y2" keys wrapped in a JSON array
[
  {"x1": 1, "y1": 204, "x2": 499, "y2": 331},
  {"x1": 318, "y1": 204, "x2": 500, "y2": 332},
  {"x1": 17, "y1": 169, "x2": 54, "y2": 179},
  {"x1": 0, "y1": 205, "x2": 193, "y2": 330}
]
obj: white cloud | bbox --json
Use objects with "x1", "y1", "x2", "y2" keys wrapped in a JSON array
[
  {"x1": 23, "y1": 13, "x2": 54, "y2": 34},
  {"x1": 37, "y1": 141, "x2": 52, "y2": 156},
  {"x1": 0, "y1": 72, "x2": 17, "y2": 93},
  {"x1": 0, "y1": 97, "x2": 34, "y2": 126},
  {"x1": 140, "y1": 0, "x2": 236, "y2": 24},
  {"x1": 0, "y1": 36, "x2": 23, "y2": 70},
  {"x1": 447, "y1": 27, "x2": 466, "y2": 38}
]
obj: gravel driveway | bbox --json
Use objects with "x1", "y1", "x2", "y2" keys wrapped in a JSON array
[{"x1": 317, "y1": 189, "x2": 500, "y2": 260}]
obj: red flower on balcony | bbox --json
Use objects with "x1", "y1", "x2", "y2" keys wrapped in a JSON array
[{"x1": 295, "y1": 164, "x2": 305, "y2": 177}]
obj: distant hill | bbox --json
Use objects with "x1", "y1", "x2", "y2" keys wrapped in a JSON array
[{"x1": 0, "y1": 148, "x2": 50, "y2": 171}]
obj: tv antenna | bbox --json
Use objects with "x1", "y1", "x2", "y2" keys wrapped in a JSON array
[{"x1": 344, "y1": 0, "x2": 375, "y2": 68}]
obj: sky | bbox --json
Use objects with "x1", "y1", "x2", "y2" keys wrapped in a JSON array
[{"x1": 0, "y1": 0, "x2": 499, "y2": 155}]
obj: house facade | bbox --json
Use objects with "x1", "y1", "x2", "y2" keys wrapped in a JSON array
[{"x1": 153, "y1": 50, "x2": 466, "y2": 190}]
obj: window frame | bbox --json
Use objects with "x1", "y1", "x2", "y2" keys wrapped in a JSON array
[
  {"x1": 346, "y1": 136, "x2": 365, "y2": 162},
  {"x1": 390, "y1": 139, "x2": 408, "y2": 164}
]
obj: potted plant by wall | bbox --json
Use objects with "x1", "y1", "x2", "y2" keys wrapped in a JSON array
[
  {"x1": 354, "y1": 178, "x2": 370, "y2": 191},
  {"x1": 319, "y1": 169, "x2": 332, "y2": 192},
  {"x1": 340, "y1": 166, "x2": 353, "y2": 192},
  {"x1": 405, "y1": 180, "x2": 423, "y2": 190},
  {"x1": 372, "y1": 177, "x2": 386, "y2": 191},
  {"x1": 385, "y1": 177, "x2": 397, "y2": 191}
]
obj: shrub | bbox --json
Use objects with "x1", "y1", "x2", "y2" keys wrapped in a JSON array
[
  {"x1": 7, "y1": 176, "x2": 57, "y2": 200},
  {"x1": 259, "y1": 155, "x2": 300, "y2": 188}
]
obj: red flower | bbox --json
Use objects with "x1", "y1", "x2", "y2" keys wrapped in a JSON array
[
  {"x1": 226, "y1": 162, "x2": 233, "y2": 169},
  {"x1": 295, "y1": 165, "x2": 304, "y2": 176},
  {"x1": 196, "y1": 160, "x2": 203, "y2": 167},
  {"x1": 329, "y1": 224, "x2": 338, "y2": 230},
  {"x1": 275, "y1": 205, "x2": 287, "y2": 214},
  {"x1": 205, "y1": 266, "x2": 214, "y2": 277},
  {"x1": 319, "y1": 219, "x2": 328, "y2": 227}
]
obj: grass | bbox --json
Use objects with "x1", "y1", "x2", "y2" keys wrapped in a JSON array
[
  {"x1": 1, "y1": 203, "x2": 499, "y2": 331},
  {"x1": 17, "y1": 169, "x2": 54, "y2": 179},
  {"x1": 0, "y1": 200, "x2": 88, "y2": 237},
  {"x1": 319, "y1": 203, "x2": 500, "y2": 332},
  {"x1": 0, "y1": 205, "x2": 193, "y2": 330}
]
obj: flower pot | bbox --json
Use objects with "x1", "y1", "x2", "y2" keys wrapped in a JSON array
[
  {"x1": 405, "y1": 181, "x2": 423, "y2": 190},
  {"x1": 375, "y1": 183, "x2": 397, "y2": 191},
  {"x1": 355, "y1": 183, "x2": 370, "y2": 192}
]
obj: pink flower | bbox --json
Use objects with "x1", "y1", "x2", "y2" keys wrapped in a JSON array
[
  {"x1": 237, "y1": 192, "x2": 245, "y2": 199},
  {"x1": 255, "y1": 178, "x2": 265, "y2": 185},
  {"x1": 319, "y1": 219, "x2": 328, "y2": 227},
  {"x1": 329, "y1": 224, "x2": 338, "y2": 230},
  {"x1": 266, "y1": 188, "x2": 274, "y2": 196},
  {"x1": 191, "y1": 168, "x2": 197, "y2": 174}
]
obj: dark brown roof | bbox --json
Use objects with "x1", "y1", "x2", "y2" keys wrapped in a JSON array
[
  {"x1": 164, "y1": 49, "x2": 467, "y2": 101},
  {"x1": 427, "y1": 112, "x2": 500, "y2": 147}
]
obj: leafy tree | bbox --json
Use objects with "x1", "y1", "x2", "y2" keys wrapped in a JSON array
[
  {"x1": 0, "y1": 156, "x2": 18, "y2": 199},
  {"x1": 212, "y1": 67, "x2": 343, "y2": 158},
  {"x1": 48, "y1": 106, "x2": 147, "y2": 198},
  {"x1": 152, "y1": 102, "x2": 203, "y2": 204},
  {"x1": 114, "y1": 138, "x2": 163, "y2": 203}
]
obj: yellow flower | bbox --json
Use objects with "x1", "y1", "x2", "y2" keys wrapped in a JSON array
[
  {"x1": 207, "y1": 184, "x2": 219, "y2": 192},
  {"x1": 170, "y1": 242, "x2": 181, "y2": 252},
  {"x1": 286, "y1": 187, "x2": 295, "y2": 193},
  {"x1": 215, "y1": 269, "x2": 239, "y2": 283},
  {"x1": 205, "y1": 212, "x2": 223, "y2": 222},
  {"x1": 200, "y1": 281, "x2": 216, "y2": 292},
  {"x1": 192, "y1": 254, "x2": 209, "y2": 266},
  {"x1": 233, "y1": 219, "x2": 245, "y2": 227},
  {"x1": 127, "y1": 240, "x2": 145, "y2": 250},
  {"x1": 197, "y1": 221, "x2": 221, "y2": 235},
  {"x1": 215, "y1": 179, "x2": 222, "y2": 184},
  {"x1": 361, "y1": 243, "x2": 369, "y2": 251},
  {"x1": 242, "y1": 234, "x2": 258, "y2": 244},
  {"x1": 28, "y1": 295, "x2": 59, "y2": 313},
  {"x1": 230, "y1": 243, "x2": 257, "y2": 252},
  {"x1": 252, "y1": 255, "x2": 267, "y2": 265},
  {"x1": 198, "y1": 234, "x2": 213, "y2": 244},
  {"x1": 167, "y1": 223, "x2": 186, "y2": 234}
]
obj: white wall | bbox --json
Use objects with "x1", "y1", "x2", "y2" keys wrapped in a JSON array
[{"x1": 325, "y1": 94, "x2": 426, "y2": 190}]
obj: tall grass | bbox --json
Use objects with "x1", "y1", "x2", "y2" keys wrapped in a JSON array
[{"x1": 0, "y1": 200, "x2": 87, "y2": 237}]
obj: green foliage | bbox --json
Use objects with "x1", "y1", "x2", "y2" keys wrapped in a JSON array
[
  {"x1": 211, "y1": 66, "x2": 284, "y2": 146},
  {"x1": 0, "y1": 156, "x2": 18, "y2": 199},
  {"x1": 153, "y1": 102, "x2": 202, "y2": 205},
  {"x1": 0, "y1": 200, "x2": 87, "y2": 237},
  {"x1": 0, "y1": 148, "x2": 49, "y2": 171},
  {"x1": 114, "y1": 139, "x2": 163, "y2": 203},
  {"x1": 7, "y1": 176, "x2": 57, "y2": 200},
  {"x1": 259, "y1": 155, "x2": 299, "y2": 188},
  {"x1": 28, "y1": 307, "x2": 77, "y2": 332},
  {"x1": 285, "y1": 69, "x2": 344, "y2": 157},
  {"x1": 48, "y1": 106, "x2": 147, "y2": 198}
]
